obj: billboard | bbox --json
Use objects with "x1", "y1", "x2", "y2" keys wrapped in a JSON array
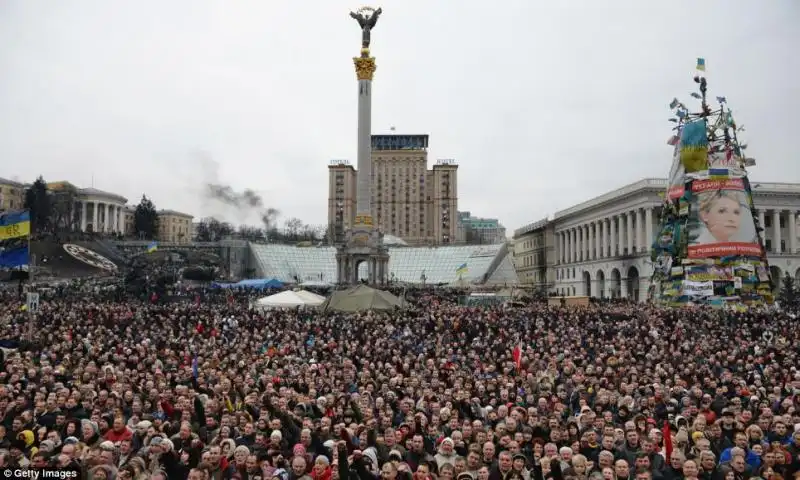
[{"x1": 687, "y1": 179, "x2": 760, "y2": 258}]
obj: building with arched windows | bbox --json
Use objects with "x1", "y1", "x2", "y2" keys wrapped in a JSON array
[{"x1": 514, "y1": 178, "x2": 800, "y2": 301}]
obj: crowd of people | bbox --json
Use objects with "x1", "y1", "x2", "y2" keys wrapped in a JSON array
[{"x1": 0, "y1": 285, "x2": 798, "y2": 480}]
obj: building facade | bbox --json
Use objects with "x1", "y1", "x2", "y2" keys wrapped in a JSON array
[
  {"x1": 544, "y1": 178, "x2": 800, "y2": 301},
  {"x1": 327, "y1": 134, "x2": 458, "y2": 246},
  {"x1": 0, "y1": 178, "x2": 24, "y2": 212},
  {"x1": 47, "y1": 182, "x2": 128, "y2": 233},
  {"x1": 157, "y1": 210, "x2": 193, "y2": 244},
  {"x1": 458, "y1": 211, "x2": 507, "y2": 244},
  {"x1": 512, "y1": 217, "x2": 555, "y2": 290}
]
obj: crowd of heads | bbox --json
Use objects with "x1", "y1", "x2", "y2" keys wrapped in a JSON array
[{"x1": 0, "y1": 284, "x2": 798, "y2": 480}]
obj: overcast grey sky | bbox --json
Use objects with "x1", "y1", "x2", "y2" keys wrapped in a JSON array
[{"x1": 1, "y1": 0, "x2": 798, "y2": 231}]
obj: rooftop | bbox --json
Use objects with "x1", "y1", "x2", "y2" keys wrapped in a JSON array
[
  {"x1": 158, "y1": 209, "x2": 194, "y2": 218},
  {"x1": 78, "y1": 187, "x2": 128, "y2": 203},
  {"x1": 0, "y1": 177, "x2": 24, "y2": 187}
]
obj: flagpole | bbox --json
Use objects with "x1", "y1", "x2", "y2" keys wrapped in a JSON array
[{"x1": 27, "y1": 215, "x2": 35, "y2": 343}]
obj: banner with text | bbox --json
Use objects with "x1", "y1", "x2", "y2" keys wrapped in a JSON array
[{"x1": 688, "y1": 179, "x2": 760, "y2": 258}]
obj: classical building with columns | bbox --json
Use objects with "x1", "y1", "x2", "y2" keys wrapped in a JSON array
[
  {"x1": 542, "y1": 178, "x2": 800, "y2": 301},
  {"x1": 47, "y1": 182, "x2": 128, "y2": 234}
]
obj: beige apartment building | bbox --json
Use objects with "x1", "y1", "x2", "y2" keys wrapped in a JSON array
[
  {"x1": 327, "y1": 134, "x2": 458, "y2": 245},
  {"x1": 512, "y1": 217, "x2": 556, "y2": 291},
  {"x1": 0, "y1": 177, "x2": 25, "y2": 212},
  {"x1": 157, "y1": 209, "x2": 193, "y2": 244}
]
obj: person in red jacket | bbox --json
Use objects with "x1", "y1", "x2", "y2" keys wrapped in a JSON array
[{"x1": 104, "y1": 417, "x2": 133, "y2": 443}]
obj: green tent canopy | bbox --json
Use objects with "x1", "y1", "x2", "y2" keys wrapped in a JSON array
[{"x1": 321, "y1": 285, "x2": 405, "y2": 312}]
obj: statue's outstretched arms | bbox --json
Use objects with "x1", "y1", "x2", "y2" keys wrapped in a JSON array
[{"x1": 368, "y1": 8, "x2": 382, "y2": 27}]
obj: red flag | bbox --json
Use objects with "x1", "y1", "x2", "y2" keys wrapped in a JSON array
[
  {"x1": 663, "y1": 420, "x2": 673, "y2": 459},
  {"x1": 512, "y1": 345, "x2": 522, "y2": 371}
]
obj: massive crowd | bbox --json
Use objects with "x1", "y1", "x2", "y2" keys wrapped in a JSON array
[{"x1": 0, "y1": 285, "x2": 798, "y2": 480}]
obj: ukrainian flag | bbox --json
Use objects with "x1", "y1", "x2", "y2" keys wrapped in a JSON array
[
  {"x1": 456, "y1": 263, "x2": 468, "y2": 275},
  {"x1": 146, "y1": 241, "x2": 158, "y2": 253},
  {"x1": 680, "y1": 120, "x2": 708, "y2": 173},
  {"x1": 0, "y1": 210, "x2": 31, "y2": 241},
  {"x1": 696, "y1": 58, "x2": 706, "y2": 71},
  {"x1": 708, "y1": 168, "x2": 729, "y2": 181}
]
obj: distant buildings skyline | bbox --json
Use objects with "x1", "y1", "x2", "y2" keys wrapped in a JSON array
[{"x1": 0, "y1": 176, "x2": 193, "y2": 244}]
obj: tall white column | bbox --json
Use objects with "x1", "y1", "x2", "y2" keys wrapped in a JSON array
[
  {"x1": 566, "y1": 230, "x2": 571, "y2": 263},
  {"x1": 80, "y1": 201, "x2": 88, "y2": 232},
  {"x1": 583, "y1": 225, "x2": 589, "y2": 261},
  {"x1": 573, "y1": 227, "x2": 579, "y2": 262},
  {"x1": 600, "y1": 218, "x2": 608, "y2": 258},
  {"x1": 573, "y1": 228, "x2": 578, "y2": 263},
  {"x1": 354, "y1": 53, "x2": 375, "y2": 224},
  {"x1": 787, "y1": 210, "x2": 797, "y2": 254},
  {"x1": 758, "y1": 210, "x2": 765, "y2": 237},
  {"x1": 92, "y1": 202, "x2": 100, "y2": 232},
  {"x1": 561, "y1": 232, "x2": 566, "y2": 263},
  {"x1": 645, "y1": 207, "x2": 654, "y2": 251},
  {"x1": 611, "y1": 216, "x2": 618, "y2": 257},
  {"x1": 636, "y1": 208, "x2": 645, "y2": 252},
  {"x1": 578, "y1": 227, "x2": 584, "y2": 262},
  {"x1": 626, "y1": 212, "x2": 634, "y2": 254},
  {"x1": 104, "y1": 204, "x2": 110, "y2": 232},
  {"x1": 594, "y1": 222, "x2": 601, "y2": 260},
  {"x1": 586, "y1": 224, "x2": 592, "y2": 260},
  {"x1": 556, "y1": 233, "x2": 561, "y2": 263},
  {"x1": 585, "y1": 225, "x2": 590, "y2": 260},
  {"x1": 772, "y1": 210, "x2": 782, "y2": 253}
]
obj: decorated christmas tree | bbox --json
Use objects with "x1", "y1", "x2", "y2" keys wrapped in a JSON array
[{"x1": 649, "y1": 58, "x2": 773, "y2": 308}]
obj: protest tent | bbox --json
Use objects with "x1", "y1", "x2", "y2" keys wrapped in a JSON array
[
  {"x1": 321, "y1": 285, "x2": 405, "y2": 312},
  {"x1": 255, "y1": 290, "x2": 325, "y2": 309}
]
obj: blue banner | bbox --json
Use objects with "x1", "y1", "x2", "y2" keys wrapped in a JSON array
[{"x1": 0, "y1": 245, "x2": 29, "y2": 268}]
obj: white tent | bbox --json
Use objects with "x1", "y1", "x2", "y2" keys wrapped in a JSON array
[{"x1": 255, "y1": 290, "x2": 326, "y2": 309}]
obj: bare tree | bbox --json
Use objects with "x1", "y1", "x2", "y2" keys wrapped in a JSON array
[
  {"x1": 284, "y1": 217, "x2": 303, "y2": 241},
  {"x1": 50, "y1": 185, "x2": 79, "y2": 233}
]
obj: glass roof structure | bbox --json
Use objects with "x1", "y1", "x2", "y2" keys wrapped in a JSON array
[{"x1": 249, "y1": 243, "x2": 518, "y2": 285}]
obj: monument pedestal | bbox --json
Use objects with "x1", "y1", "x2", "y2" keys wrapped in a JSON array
[{"x1": 335, "y1": 223, "x2": 389, "y2": 285}]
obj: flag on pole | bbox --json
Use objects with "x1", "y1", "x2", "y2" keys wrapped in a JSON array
[
  {"x1": 696, "y1": 58, "x2": 706, "y2": 71},
  {"x1": 512, "y1": 345, "x2": 522, "y2": 371},
  {"x1": 146, "y1": 241, "x2": 158, "y2": 253},
  {"x1": 663, "y1": 420, "x2": 673, "y2": 459},
  {"x1": 456, "y1": 263, "x2": 468, "y2": 276}
]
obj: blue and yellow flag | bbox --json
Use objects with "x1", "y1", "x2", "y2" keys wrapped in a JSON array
[
  {"x1": 146, "y1": 241, "x2": 158, "y2": 253},
  {"x1": 708, "y1": 168, "x2": 729, "y2": 181},
  {"x1": 696, "y1": 58, "x2": 706, "y2": 71},
  {"x1": 0, "y1": 210, "x2": 31, "y2": 241},
  {"x1": 679, "y1": 120, "x2": 708, "y2": 173},
  {"x1": 456, "y1": 263, "x2": 468, "y2": 275}
]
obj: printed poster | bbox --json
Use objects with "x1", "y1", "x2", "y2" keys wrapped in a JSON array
[
  {"x1": 688, "y1": 179, "x2": 761, "y2": 258},
  {"x1": 683, "y1": 280, "x2": 715, "y2": 297}
]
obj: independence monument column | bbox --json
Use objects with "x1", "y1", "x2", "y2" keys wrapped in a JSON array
[
  {"x1": 335, "y1": 6, "x2": 389, "y2": 285},
  {"x1": 351, "y1": 6, "x2": 381, "y2": 227}
]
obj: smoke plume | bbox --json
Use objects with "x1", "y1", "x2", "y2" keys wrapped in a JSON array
[
  {"x1": 205, "y1": 184, "x2": 264, "y2": 209},
  {"x1": 196, "y1": 152, "x2": 281, "y2": 228}
]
